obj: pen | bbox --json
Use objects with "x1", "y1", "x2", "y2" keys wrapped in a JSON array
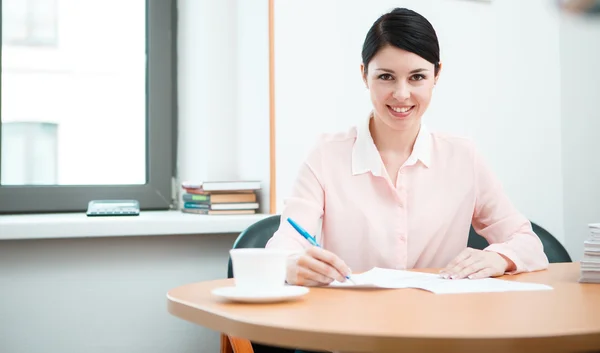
[
  {"x1": 287, "y1": 217, "x2": 320, "y2": 247},
  {"x1": 287, "y1": 217, "x2": 353, "y2": 283}
]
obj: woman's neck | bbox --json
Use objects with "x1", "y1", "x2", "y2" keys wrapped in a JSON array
[{"x1": 369, "y1": 114, "x2": 420, "y2": 155}]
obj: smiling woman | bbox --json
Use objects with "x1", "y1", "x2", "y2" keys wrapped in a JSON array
[
  {"x1": 359, "y1": 9, "x2": 441, "y2": 185},
  {"x1": 266, "y1": 4, "x2": 548, "y2": 295},
  {"x1": 361, "y1": 8, "x2": 441, "y2": 133},
  {"x1": 267, "y1": 6, "x2": 548, "y2": 287}
]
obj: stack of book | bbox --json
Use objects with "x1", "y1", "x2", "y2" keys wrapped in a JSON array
[
  {"x1": 180, "y1": 180, "x2": 261, "y2": 215},
  {"x1": 580, "y1": 223, "x2": 600, "y2": 283}
]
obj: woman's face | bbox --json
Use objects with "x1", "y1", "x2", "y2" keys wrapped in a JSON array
[{"x1": 362, "y1": 45, "x2": 439, "y2": 133}]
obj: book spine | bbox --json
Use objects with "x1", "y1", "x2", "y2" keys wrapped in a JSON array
[
  {"x1": 182, "y1": 194, "x2": 210, "y2": 202},
  {"x1": 183, "y1": 202, "x2": 209, "y2": 209}
]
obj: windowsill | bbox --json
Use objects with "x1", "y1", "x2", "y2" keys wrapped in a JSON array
[{"x1": 0, "y1": 211, "x2": 273, "y2": 240}]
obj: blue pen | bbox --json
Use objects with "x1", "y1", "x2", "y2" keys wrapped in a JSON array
[
  {"x1": 287, "y1": 217, "x2": 320, "y2": 247},
  {"x1": 287, "y1": 217, "x2": 353, "y2": 282}
]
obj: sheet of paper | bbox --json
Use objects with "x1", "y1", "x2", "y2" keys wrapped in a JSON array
[
  {"x1": 329, "y1": 267, "x2": 439, "y2": 288},
  {"x1": 328, "y1": 267, "x2": 553, "y2": 294},
  {"x1": 421, "y1": 277, "x2": 553, "y2": 294}
]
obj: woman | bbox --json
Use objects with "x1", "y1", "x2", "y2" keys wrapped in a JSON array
[{"x1": 266, "y1": 7, "x2": 548, "y2": 288}]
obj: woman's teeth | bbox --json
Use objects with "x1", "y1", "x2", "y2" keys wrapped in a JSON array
[{"x1": 390, "y1": 106, "x2": 413, "y2": 113}]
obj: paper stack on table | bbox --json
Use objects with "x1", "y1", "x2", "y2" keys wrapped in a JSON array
[
  {"x1": 580, "y1": 223, "x2": 600, "y2": 284},
  {"x1": 329, "y1": 267, "x2": 553, "y2": 294}
]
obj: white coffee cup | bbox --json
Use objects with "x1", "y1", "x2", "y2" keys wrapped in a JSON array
[{"x1": 230, "y1": 248, "x2": 290, "y2": 292}]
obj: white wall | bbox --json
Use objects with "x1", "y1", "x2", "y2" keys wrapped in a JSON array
[
  {"x1": 177, "y1": 0, "x2": 239, "y2": 185},
  {"x1": 273, "y1": 0, "x2": 566, "y2": 244},
  {"x1": 0, "y1": 234, "x2": 237, "y2": 353},
  {"x1": 560, "y1": 14, "x2": 600, "y2": 261},
  {"x1": 177, "y1": 0, "x2": 271, "y2": 213},
  {"x1": 236, "y1": 0, "x2": 272, "y2": 213}
]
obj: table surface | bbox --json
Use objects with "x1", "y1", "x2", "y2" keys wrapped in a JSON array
[{"x1": 167, "y1": 262, "x2": 600, "y2": 353}]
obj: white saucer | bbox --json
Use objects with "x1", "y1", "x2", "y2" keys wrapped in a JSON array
[{"x1": 211, "y1": 286, "x2": 309, "y2": 303}]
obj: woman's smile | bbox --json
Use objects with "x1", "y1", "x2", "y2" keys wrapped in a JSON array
[{"x1": 387, "y1": 104, "x2": 415, "y2": 119}]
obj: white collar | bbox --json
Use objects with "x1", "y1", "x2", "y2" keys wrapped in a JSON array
[{"x1": 351, "y1": 114, "x2": 431, "y2": 176}]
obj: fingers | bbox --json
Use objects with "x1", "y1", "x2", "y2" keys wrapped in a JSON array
[
  {"x1": 453, "y1": 258, "x2": 486, "y2": 279},
  {"x1": 444, "y1": 248, "x2": 473, "y2": 270},
  {"x1": 293, "y1": 265, "x2": 335, "y2": 286},
  {"x1": 286, "y1": 248, "x2": 350, "y2": 286},
  {"x1": 441, "y1": 248, "x2": 475, "y2": 278},
  {"x1": 467, "y1": 267, "x2": 497, "y2": 280},
  {"x1": 306, "y1": 246, "x2": 351, "y2": 279},
  {"x1": 296, "y1": 253, "x2": 343, "y2": 283},
  {"x1": 441, "y1": 249, "x2": 509, "y2": 280}
]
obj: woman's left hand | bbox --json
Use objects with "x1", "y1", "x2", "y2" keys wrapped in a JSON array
[{"x1": 440, "y1": 248, "x2": 514, "y2": 279}]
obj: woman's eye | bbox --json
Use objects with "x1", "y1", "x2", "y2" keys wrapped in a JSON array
[
  {"x1": 411, "y1": 74, "x2": 426, "y2": 81},
  {"x1": 378, "y1": 74, "x2": 393, "y2": 81}
]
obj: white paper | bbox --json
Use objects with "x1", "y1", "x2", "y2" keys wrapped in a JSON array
[{"x1": 329, "y1": 267, "x2": 553, "y2": 294}]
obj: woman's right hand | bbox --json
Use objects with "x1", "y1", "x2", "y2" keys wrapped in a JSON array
[{"x1": 286, "y1": 246, "x2": 351, "y2": 286}]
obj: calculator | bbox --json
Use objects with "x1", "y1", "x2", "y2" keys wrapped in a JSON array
[{"x1": 86, "y1": 200, "x2": 140, "y2": 217}]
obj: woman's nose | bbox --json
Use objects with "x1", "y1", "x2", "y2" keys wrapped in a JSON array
[{"x1": 392, "y1": 82, "x2": 410, "y2": 101}]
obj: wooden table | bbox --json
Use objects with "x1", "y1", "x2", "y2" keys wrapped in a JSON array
[{"x1": 167, "y1": 263, "x2": 600, "y2": 353}]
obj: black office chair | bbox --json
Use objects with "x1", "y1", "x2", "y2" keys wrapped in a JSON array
[{"x1": 467, "y1": 221, "x2": 572, "y2": 263}]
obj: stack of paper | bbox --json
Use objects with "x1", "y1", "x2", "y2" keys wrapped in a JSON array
[
  {"x1": 580, "y1": 223, "x2": 600, "y2": 283},
  {"x1": 329, "y1": 267, "x2": 553, "y2": 294}
]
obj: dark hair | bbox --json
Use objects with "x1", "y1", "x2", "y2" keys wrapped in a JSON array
[{"x1": 362, "y1": 8, "x2": 440, "y2": 76}]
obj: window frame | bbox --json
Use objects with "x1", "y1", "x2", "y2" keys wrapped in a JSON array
[{"x1": 0, "y1": 0, "x2": 177, "y2": 214}]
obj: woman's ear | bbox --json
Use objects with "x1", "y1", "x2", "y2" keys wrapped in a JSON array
[
  {"x1": 360, "y1": 63, "x2": 368, "y2": 88},
  {"x1": 434, "y1": 61, "x2": 443, "y2": 86}
]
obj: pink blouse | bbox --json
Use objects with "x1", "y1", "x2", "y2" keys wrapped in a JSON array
[{"x1": 266, "y1": 116, "x2": 549, "y2": 274}]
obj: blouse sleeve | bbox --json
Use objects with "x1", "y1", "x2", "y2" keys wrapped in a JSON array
[
  {"x1": 265, "y1": 142, "x2": 326, "y2": 252},
  {"x1": 471, "y1": 147, "x2": 549, "y2": 274}
]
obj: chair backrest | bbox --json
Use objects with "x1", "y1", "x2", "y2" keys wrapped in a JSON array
[
  {"x1": 227, "y1": 215, "x2": 282, "y2": 278},
  {"x1": 467, "y1": 221, "x2": 572, "y2": 263}
]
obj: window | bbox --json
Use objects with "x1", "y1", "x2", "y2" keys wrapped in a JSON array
[
  {"x1": 0, "y1": 0, "x2": 176, "y2": 214},
  {"x1": 2, "y1": 0, "x2": 58, "y2": 47}
]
